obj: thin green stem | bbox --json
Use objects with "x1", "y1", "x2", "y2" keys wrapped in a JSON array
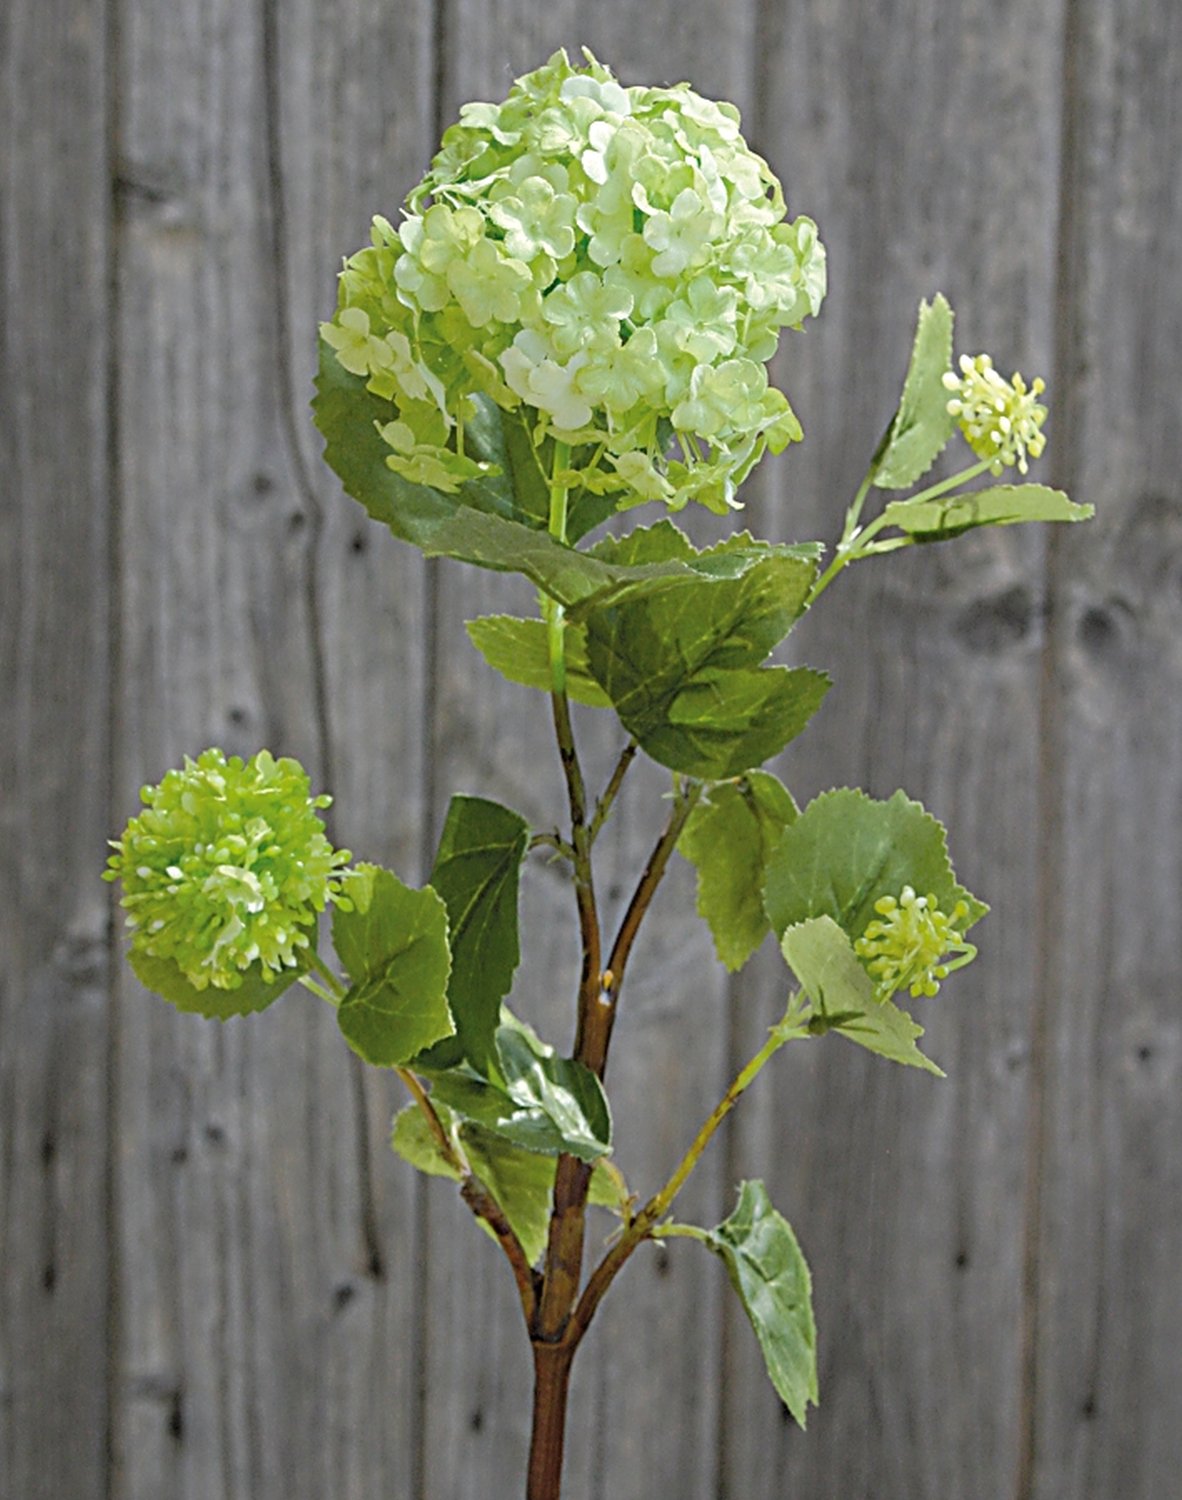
[
  {"x1": 546, "y1": 439, "x2": 571, "y2": 696},
  {"x1": 566, "y1": 1007, "x2": 806, "y2": 1345},
  {"x1": 297, "y1": 973, "x2": 339, "y2": 1007},
  {"x1": 308, "y1": 949, "x2": 347, "y2": 1002},
  {"x1": 808, "y1": 457, "x2": 997, "y2": 606}
]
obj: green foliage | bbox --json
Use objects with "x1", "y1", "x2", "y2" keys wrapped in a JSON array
[
  {"x1": 392, "y1": 1102, "x2": 622, "y2": 1265},
  {"x1": 871, "y1": 295, "x2": 956, "y2": 490},
  {"x1": 880, "y1": 482, "x2": 1094, "y2": 539},
  {"x1": 128, "y1": 948, "x2": 306, "y2": 1020},
  {"x1": 580, "y1": 524, "x2": 829, "y2": 777},
  {"x1": 332, "y1": 864, "x2": 454, "y2": 1066},
  {"x1": 764, "y1": 788, "x2": 987, "y2": 946},
  {"x1": 425, "y1": 1022, "x2": 612, "y2": 1161},
  {"x1": 420, "y1": 795, "x2": 531, "y2": 1075},
  {"x1": 465, "y1": 615, "x2": 611, "y2": 707},
  {"x1": 678, "y1": 1181, "x2": 818, "y2": 1427},
  {"x1": 780, "y1": 916, "x2": 944, "y2": 1074},
  {"x1": 679, "y1": 771, "x2": 798, "y2": 970},
  {"x1": 316, "y1": 345, "x2": 822, "y2": 607}
]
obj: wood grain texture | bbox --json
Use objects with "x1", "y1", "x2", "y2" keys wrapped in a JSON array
[
  {"x1": 107, "y1": 1, "x2": 431, "y2": 1496},
  {"x1": 3, "y1": 2, "x2": 1180, "y2": 1498},
  {"x1": 0, "y1": 3, "x2": 113, "y2": 1497},
  {"x1": 719, "y1": 2, "x2": 1069, "y2": 1497},
  {"x1": 1024, "y1": 2, "x2": 1182, "y2": 1495}
]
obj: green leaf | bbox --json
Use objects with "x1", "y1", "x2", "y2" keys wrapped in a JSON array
[
  {"x1": 880, "y1": 483, "x2": 1094, "y2": 539},
  {"x1": 315, "y1": 346, "x2": 817, "y2": 611},
  {"x1": 417, "y1": 795, "x2": 531, "y2": 1075},
  {"x1": 332, "y1": 864, "x2": 453, "y2": 1066},
  {"x1": 392, "y1": 1103, "x2": 622, "y2": 1265},
  {"x1": 679, "y1": 771, "x2": 799, "y2": 970},
  {"x1": 465, "y1": 616, "x2": 611, "y2": 707},
  {"x1": 780, "y1": 915, "x2": 943, "y2": 1075},
  {"x1": 582, "y1": 547, "x2": 828, "y2": 778},
  {"x1": 685, "y1": 1181, "x2": 818, "y2": 1427},
  {"x1": 764, "y1": 787, "x2": 987, "y2": 945},
  {"x1": 872, "y1": 294, "x2": 957, "y2": 490},
  {"x1": 128, "y1": 947, "x2": 306, "y2": 1020}
]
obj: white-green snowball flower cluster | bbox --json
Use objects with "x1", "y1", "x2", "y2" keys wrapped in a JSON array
[
  {"x1": 321, "y1": 49, "x2": 826, "y2": 515},
  {"x1": 105, "y1": 749, "x2": 351, "y2": 991}
]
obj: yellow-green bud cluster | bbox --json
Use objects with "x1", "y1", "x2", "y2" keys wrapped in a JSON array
[
  {"x1": 105, "y1": 749, "x2": 351, "y2": 991},
  {"x1": 943, "y1": 354, "x2": 1048, "y2": 475},
  {"x1": 854, "y1": 887, "x2": 974, "y2": 1000},
  {"x1": 322, "y1": 49, "x2": 826, "y2": 515}
]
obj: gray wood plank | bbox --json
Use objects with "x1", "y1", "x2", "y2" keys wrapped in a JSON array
[
  {"x1": 720, "y1": 2, "x2": 1068, "y2": 1496},
  {"x1": 1027, "y1": 4, "x2": 1182, "y2": 1496},
  {"x1": 108, "y1": 2, "x2": 430, "y2": 1496},
  {"x1": 0, "y1": 3, "x2": 113, "y2": 1496},
  {"x1": 420, "y1": 12, "x2": 756, "y2": 1498}
]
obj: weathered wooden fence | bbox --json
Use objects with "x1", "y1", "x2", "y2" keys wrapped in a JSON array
[{"x1": 3, "y1": 0, "x2": 1180, "y2": 1495}]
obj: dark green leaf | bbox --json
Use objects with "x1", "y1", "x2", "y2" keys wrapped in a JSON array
[
  {"x1": 881, "y1": 483, "x2": 1094, "y2": 539},
  {"x1": 686, "y1": 1181, "x2": 818, "y2": 1427},
  {"x1": 465, "y1": 616, "x2": 611, "y2": 707},
  {"x1": 780, "y1": 915, "x2": 943, "y2": 1075},
  {"x1": 679, "y1": 771, "x2": 799, "y2": 970},
  {"x1": 582, "y1": 548, "x2": 828, "y2": 779},
  {"x1": 392, "y1": 1103, "x2": 623, "y2": 1264},
  {"x1": 423, "y1": 1021, "x2": 611, "y2": 1161},
  {"x1": 873, "y1": 295, "x2": 956, "y2": 490},
  {"x1": 419, "y1": 795, "x2": 530, "y2": 1075},
  {"x1": 332, "y1": 864, "x2": 453, "y2": 1066},
  {"x1": 764, "y1": 787, "x2": 987, "y2": 945},
  {"x1": 128, "y1": 946, "x2": 305, "y2": 1020}
]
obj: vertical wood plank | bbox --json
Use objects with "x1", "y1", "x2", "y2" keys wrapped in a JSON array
[
  {"x1": 1029, "y1": 3, "x2": 1182, "y2": 1495},
  {"x1": 420, "y1": 9, "x2": 756, "y2": 1498},
  {"x1": 0, "y1": 2, "x2": 112, "y2": 1496},
  {"x1": 721, "y1": 2, "x2": 1067, "y2": 1496},
  {"x1": 108, "y1": 2, "x2": 429, "y2": 1497}
]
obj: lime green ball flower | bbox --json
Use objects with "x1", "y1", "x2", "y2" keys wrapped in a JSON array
[
  {"x1": 105, "y1": 749, "x2": 351, "y2": 991},
  {"x1": 321, "y1": 48, "x2": 826, "y2": 516},
  {"x1": 943, "y1": 354, "x2": 1048, "y2": 475},
  {"x1": 854, "y1": 887, "x2": 976, "y2": 1000}
]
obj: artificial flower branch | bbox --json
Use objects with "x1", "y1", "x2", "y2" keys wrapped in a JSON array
[{"x1": 107, "y1": 49, "x2": 1090, "y2": 1500}]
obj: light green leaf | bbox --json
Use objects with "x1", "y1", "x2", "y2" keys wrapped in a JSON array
[
  {"x1": 315, "y1": 346, "x2": 817, "y2": 610},
  {"x1": 420, "y1": 795, "x2": 530, "y2": 1075},
  {"x1": 764, "y1": 787, "x2": 987, "y2": 945},
  {"x1": 128, "y1": 947, "x2": 306, "y2": 1020},
  {"x1": 679, "y1": 771, "x2": 799, "y2": 970},
  {"x1": 685, "y1": 1181, "x2": 818, "y2": 1427},
  {"x1": 880, "y1": 483, "x2": 1094, "y2": 539},
  {"x1": 392, "y1": 1104, "x2": 624, "y2": 1264},
  {"x1": 465, "y1": 615, "x2": 611, "y2": 707},
  {"x1": 582, "y1": 546, "x2": 828, "y2": 778},
  {"x1": 780, "y1": 915, "x2": 943, "y2": 1075},
  {"x1": 332, "y1": 864, "x2": 453, "y2": 1066},
  {"x1": 873, "y1": 294, "x2": 956, "y2": 490}
]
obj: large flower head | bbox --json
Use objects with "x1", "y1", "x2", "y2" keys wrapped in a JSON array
[
  {"x1": 105, "y1": 749, "x2": 351, "y2": 991},
  {"x1": 322, "y1": 49, "x2": 826, "y2": 515}
]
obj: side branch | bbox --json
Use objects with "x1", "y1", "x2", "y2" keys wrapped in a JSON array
[
  {"x1": 461, "y1": 1177, "x2": 542, "y2": 1327},
  {"x1": 567, "y1": 1015, "x2": 800, "y2": 1345},
  {"x1": 397, "y1": 1066, "x2": 539, "y2": 1326}
]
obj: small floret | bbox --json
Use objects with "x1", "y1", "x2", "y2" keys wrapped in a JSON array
[
  {"x1": 854, "y1": 887, "x2": 976, "y2": 1000},
  {"x1": 943, "y1": 354, "x2": 1048, "y2": 475}
]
